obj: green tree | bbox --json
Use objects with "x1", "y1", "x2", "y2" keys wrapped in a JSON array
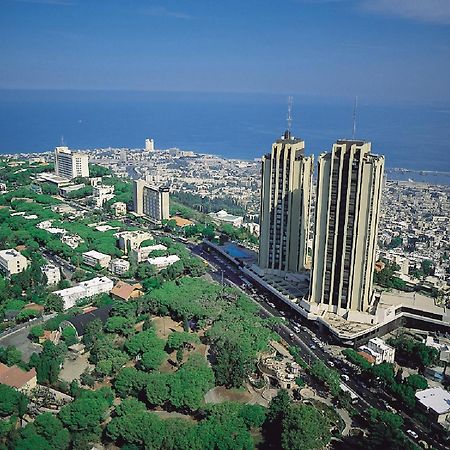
[
  {"x1": 31, "y1": 341, "x2": 65, "y2": 385},
  {"x1": 0, "y1": 346, "x2": 22, "y2": 366},
  {"x1": 145, "y1": 372, "x2": 172, "y2": 406},
  {"x1": 281, "y1": 404, "x2": 331, "y2": 450},
  {"x1": 82, "y1": 319, "x2": 104, "y2": 350},
  {"x1": 58, "y1": 389, "x2": 111, "y2": 438},
  {"x1": 239, "y1": 404, "x2": 267, "y2": 428},
  {"x1": 141, "y1": 348, "x2": 166, "y2": 371},
  {"x1": 114, "y1": 367, "x2": 150, "y2": 398},
  {"x1": 405, "y1": 374, "x2": 428, "y2": 391},
  {"x1": 16, "y1": 413, "x2": 70, "y2": 450},
  {"x1": 29, "y1": 325, "x2": 44, "y2": 341},
  {"x1": 0, "y1": 383, "x2": 29, "y2": 417}
]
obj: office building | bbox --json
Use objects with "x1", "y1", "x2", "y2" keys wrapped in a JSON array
[
  {"x1": 258, "y1": 130, "x2": 313, "y2": 274},
  {"x1": 133, "y1": 179, "x2": 169, "y2": 225},
  {"x1": 309, "y1": 140, "x2": 384, "y2": 314},
  {"x1": 54, "y1": 146, "x2": 89, "y2": 179},
  {"x1": 145, "y1": 138, "x2": 154, "y2": 151},
  {"x1": 0, "y1": 249, "x2": 29, "y2": 277}
]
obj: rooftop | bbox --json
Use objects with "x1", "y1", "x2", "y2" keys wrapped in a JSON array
[
  {"x1": 83, "y1": 250, "x2": 110, "y2": 260},
  {"x1": 0, "y1": 249, "x2": 26, "y2": 261},
  {"x1": 0, "y1": 363, "x2": 36, "y2": 389},
  {"x1": 416, "y1": 387, "x2": 450, "y2": 415},
  {"x1": 66, "y1": 305, "x2": 113, "y2": 336}
]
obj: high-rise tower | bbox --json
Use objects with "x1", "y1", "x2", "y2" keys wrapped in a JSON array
[
  {"x1": 258, "y1": 130, "x2": 314, "y2": 274},
  {"x1": 309, "y1": 140, "x2": 384, "y2": 313}
]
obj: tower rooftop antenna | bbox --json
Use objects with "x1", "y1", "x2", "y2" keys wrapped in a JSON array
[
  {"x1": 287, "y1": 95, "x2": 293, "y2": 133},
  {"x1": 352, "y1": 96, "x2": 358, "y2": 140}
]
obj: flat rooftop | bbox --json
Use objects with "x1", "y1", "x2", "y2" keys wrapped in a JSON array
[{"x1": 416, "y1": 387, "x2": 450, "y2": 415}]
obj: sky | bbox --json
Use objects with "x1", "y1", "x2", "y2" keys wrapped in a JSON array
[{"x1": 1, "y1": 0, "x2": 450, "y2": 103}]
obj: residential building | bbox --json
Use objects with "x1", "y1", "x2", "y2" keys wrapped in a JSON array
[
  {"x1": 0, "y1": 249, "x2": 29, "y2": 277},
  {"x1": 82, "y1": 250, "x2": 111, "y2": 268},
  {"x1": 145, "y1": 138, "x2": 154, "y2": 151},
  {"x1": 54, "y1": 146, "x2": 89, "y2": 179},
  {"x1": 53, "y1": 276, "x2": 114, "y2": 310},
  {"x1": 130, "y1": 244, "x2": 167, "y2": 263},
  {"x1": 309, "y1": 140, "x2": 384, "y2": 315},
  {"x1": 133, "y1": 179, "x2": 169, "y2": 225},
  {"x1": 42, "y1": 264, "x2": 61, "y2": 285},
  {"x1": 359, "y1": 337, "x2": 395, "y2": 364},
  {"x1": 109, "y1": 258, "x2": 130, "y2": 275},
  {"x1": 258, "y1": 130, "x2": 313, "y2": 275},
  {"x1": 415, "y1": 387, "x2": 450, "y2": 425},
  {"x1": 110, "y1": 281, "x2": 143, "y2": 301},
  {"x1": 59, "y1": 305, "x2": 113, "y2": 339},
  {"x1": 148, "y1": 254, "x2": 180, "y2": 270},
  {"x1": 0, "y1": 363, "x2": 37, "y2": 392},
  {"x1": 209, "y1": 210, "x2": 244, "y2": 227},
  {"x1": 93, "y1": 185, "x2": 115, "y2": 208},
  {"x1": 115, "y1": 230, "x2": 153, "y2": 255},
  {"x1": 111, "y1": 201, "x2": 127, "y2": 216}
]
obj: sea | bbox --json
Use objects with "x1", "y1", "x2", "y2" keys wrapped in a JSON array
[{"x1": 0, "y1": 89, "x2": 449, "y2": 183}]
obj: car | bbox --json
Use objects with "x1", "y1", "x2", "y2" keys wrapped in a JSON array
[
  {"x1": 293, "y1": 325, "x2": 301, "y2": 333},
  {"x1": 310, "y1": 344, "x2": 316, "y2": 350},
  {"x1": 406, "y1": 430, "x2": 419, "y2": 439},
  {"x1": 341, "y1": 374, "x2": 350, "y2": 382},
  {"x1": 289, "y1": 333, "x2": 295, "y2": 339},
  {"x1": 328, "y1": 361, "x2": 335, "y2": 367}
]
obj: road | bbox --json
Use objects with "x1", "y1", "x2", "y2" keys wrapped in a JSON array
[{"x1": 192, "y1": 242, "x2": 445, "y2": 450}]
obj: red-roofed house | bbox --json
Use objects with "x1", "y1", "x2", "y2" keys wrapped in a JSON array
[{"x1": 0, "y1": 363, "x2": 37, "y2": 392}]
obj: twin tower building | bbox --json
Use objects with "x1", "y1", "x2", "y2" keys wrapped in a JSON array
[{"x1": 258, "y1": 130, "x2": 384, "y2": 317}]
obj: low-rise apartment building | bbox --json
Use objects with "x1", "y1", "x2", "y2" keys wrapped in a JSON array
[
  {"x1": 53, "y1": 276, "x2": 114, "y2": 309},
  {"x1": 82, "y1": 250, "x2": 111, "y2": 268},
  {"x1": 359, "y1": 337, "x2": 395, "y2": 364},
  {"x1": 42, "y1": 263, "x2": 61, "y2": 285},
  {"x1": 109, "y1": 258, "x2": 130, "y2": 275},
  {"x1": 130, "y1": 244, "x2": 167, "y2": 263},
  {"x1": 0, "y1": 249, "x2": 29, "y2": 277},
  {"x1": 148, "y1": 254, "x2": 180, "y2": 270}
]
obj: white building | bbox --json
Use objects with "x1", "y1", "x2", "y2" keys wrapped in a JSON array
[
  {"x1": 209, "y1": 210, "x2": 244, "y2": 227},
  {"x1": 61, "y1": 234, "x2": 84, "y2": 249},
  {"x1": 54, "y1": 147, "x2": 89, "y2": 179},
  {"x1": 145, "y1": 138, "x2": 154, "y2": 151},
  {"x1": 130, "y1": 244, "x2": 167, "y2": 263},
  {"x1": 148, "y1": 254, "x2": 180, "y2": 270},
  {"x1": 58, "y1": 184, "x2": 85, "y2": 198},
  {"x1": 115, "y1": 230, "x2": 153, "y2": 255},
  {"x1": 111, "y1": 202, "x2": 127, "y2": 216},
  {"x1": 416, "y1": 387, "x2": 450, "y2": 425},
  {"x1": 93, "y1": 185, "x2": 115, "y2": 208},
  {"x1": 360, "y1": 337, "x2": 395, "y2": 364},
  {"x1": 54, "y1": 276, "x2": 114, "y2": 310},
  {"x1": 109, "y1": 259, "x2": 130, "y2": 275},
  {"x1": 42, "y1": 264, "x2": 61, "y2": 285},
  {"x1": 0, "y1": 249, "x2": 29, "y2": 277},
  {"x1": 82, "y1": 250, "x2": 111, "y2": 268}
]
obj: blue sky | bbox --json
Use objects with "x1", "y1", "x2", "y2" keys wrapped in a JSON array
[{"x1": 1, "y1": 0, "x2": 449, "y2": 103}]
